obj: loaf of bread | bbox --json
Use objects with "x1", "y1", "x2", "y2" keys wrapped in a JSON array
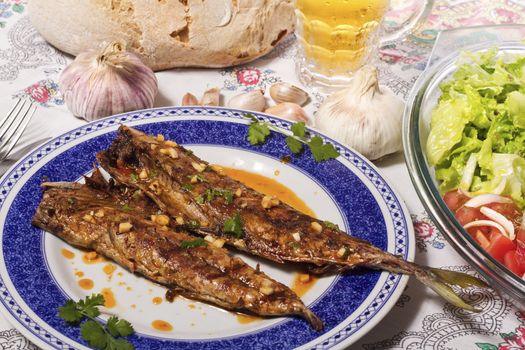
[{"x1": 28, "y1": 0, "x2": 295, "y2": 71}]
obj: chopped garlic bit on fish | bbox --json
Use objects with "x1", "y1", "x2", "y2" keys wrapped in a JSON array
[
  {"x1": 83, "y1": 214, "x2": 95, "y2": 223},
  {"x1": 310, "y1": 221, "x2": 322, "y2": 233},
  {"x1": 292, "y1": 232, "x2": 301, "y2": 242},
  {"x1": 261, "y1": 195, "x2": 280, "y2": 209},
  {"x1": 139, "y1": 169, "x2": 148, "y2": 179},
  {"x1": 119, "y1": 222, "x2": 133, "y2": 233},
  {"x1": 192, "y1": 162, "x2": 207, "y2": 173},
  {"x1": 165, "y1": 140, "x2": 178, "y2": 147},
  {"x1": 156, "y1": 134, "x2": 165, "y2": 142}
]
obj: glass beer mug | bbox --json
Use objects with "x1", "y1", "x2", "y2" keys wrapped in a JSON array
[{"x1": 295, "y1": 0, "x2": 433, "y2": 90}]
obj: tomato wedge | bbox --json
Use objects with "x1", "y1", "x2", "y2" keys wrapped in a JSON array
[
  {"x1": 503, "y1": 250, "x2": 525, "y2": 275},
  {"x1": 487, "y1": 230, "x2": 516, "y2": 263},
  {"x1": 444, "y1": 190, "x2": 469, "y2": 212}
]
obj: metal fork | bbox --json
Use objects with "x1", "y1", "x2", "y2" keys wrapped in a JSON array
[{"x1": 0, "y1": 98, "x2": 37, "y2": 162}]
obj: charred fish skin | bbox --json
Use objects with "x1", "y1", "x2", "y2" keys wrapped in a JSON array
[
  {"x1": 98, "y1": 126, "x2": 489, "y2": 312},
  {"x1": 32, "y1": 182, "x2": 323, "y2": 330}
]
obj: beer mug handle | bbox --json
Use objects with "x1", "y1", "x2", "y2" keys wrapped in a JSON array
[{"x1": 380, "y1": 0, "x2": 434, "y2": 43}]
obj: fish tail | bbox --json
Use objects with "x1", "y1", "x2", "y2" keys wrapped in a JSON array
[
  {"x1": 374, "y1": 257, "x2": 487, "y2": 312},
  {"x1": 301, "y1": 307, "x2": 324, "y2": 331}
]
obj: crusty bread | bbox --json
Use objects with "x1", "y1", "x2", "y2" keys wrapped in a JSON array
[{"x1": 28, "y1": 0, "x2": 295, "y2": 71}]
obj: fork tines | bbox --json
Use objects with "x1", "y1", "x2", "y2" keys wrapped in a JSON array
[{"x1": 0, "y1": 98, "x2": 37, "y2": 162}]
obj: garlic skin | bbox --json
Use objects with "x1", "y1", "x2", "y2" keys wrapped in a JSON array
[
  {"x1": 200, "y1": 88, "x2": 221, "y2": 106},
  {"x1": 59, "y1": 42, "x2": 158, "y2": 121},
  {"x1": 269, "y1": 83, "x2": 309, "y2": 106},
  {"x1": 228, "y1": 90, "x2": 266, "y2": 111},
  {"x1": 265, "y1": 102, "x2": 310, "y2": 125},
  {"x1": 182, "y1": 92, "x2": 199, "y2": 106},
  {"x1": 315, "y1": 66, "x2": 404, "y2": 161}
]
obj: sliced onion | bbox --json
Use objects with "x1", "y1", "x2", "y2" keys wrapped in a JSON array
[
  {"x1": 491, "y1": 177, "x2": 507, "y2": 195},
  {"x1": 464, "y1": 194, "x2": 513, "y2": 208},
  {"x1": 480, "y1": 206, "x2": 515, "y2": 240},
  {"x1": 458, "y1": 188, "x2": 473, "y2": 198},
  {"x1": 463, "y1": 220, "x2": 507, "y2": 238}
]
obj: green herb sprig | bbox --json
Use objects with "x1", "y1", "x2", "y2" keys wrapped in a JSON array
[
  {"x1": 59, "y1": 294, "x2": 134, "y2": 350},
  {"x1": 223, "y1": 212, "x2": 243, "y2": 238},
  {"x1": 180, "y1": 238, "x2": 206, "y2": 248},
  {"x1": 245, "y1": 114, "x2": 339, "y2": 162}
]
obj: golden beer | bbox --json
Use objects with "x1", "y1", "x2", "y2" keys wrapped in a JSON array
[{"x1": 296, "y1": 0, "x2": 390, "y2": 88}]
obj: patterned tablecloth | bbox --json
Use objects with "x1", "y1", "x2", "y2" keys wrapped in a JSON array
[{"x1": 0, "y1": 1, "x2": 524, "y2": 349}]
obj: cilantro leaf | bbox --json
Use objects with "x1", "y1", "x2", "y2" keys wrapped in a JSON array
[
  {"x1": 223, "y1": 212, "x2": 244, "y2": 238},
  {"x1": 129, "y1": 174, "x2": 139, "y2": 183},
  {"x1": 121, "y1": 203, "x2": 133, "y2": 212},
  {"x1": 81, "y1": 320, "x2": 107, "y2": 349},
  {"x1": 180, "y1": 238, "x2": 206, "y2": 249},
  {"x1": 248, "y1": 123, "x2": 270, "y2": 145},
  {"x1": 195, "y1": 195, "x2": 204, "y2": 204},
  {"x1": 188, "y1": 174, "x2": 207, "y2": 183},
  {"x1": 112, "y1": 338, "x2": 135, "y2": 350},
  {"x1": 308, "y1": 136, "x2": 340, "y2": 162},
  {"x1": 286, "y1": 136, "x2": 303, "y2": 154},
  {"x1": 59, "y1": 300, "x2": 83, "y2": 323},
  {"x1": 77, "y1": 294, "x2": 104, "y2": 318},
  {"x1": 291, "y1": 122, "x2": 306, "y2": 140},
  {"x1": 59, "y1": 294, "x2": 135, "y2": 350},
  {"x1": 323, "y1": 220, "x2": 340, "y2": 230},
  {"x1": 106, "y1": 316, "x2": 134, "y2": 337},
  {"x1": 181, "y1": 183, "x2": 194, "y2": 192}
]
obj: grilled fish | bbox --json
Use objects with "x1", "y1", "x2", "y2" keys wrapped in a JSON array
[
  {"x1": 97, "y1": 126, "x2": 488, "y2": 312},
  {"x1": 32, "y1": 171, "x2": 323, "y2": 330}
]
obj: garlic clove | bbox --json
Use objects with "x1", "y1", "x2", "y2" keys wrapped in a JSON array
[
  {"x1": 200, "y1": 88, "x2": 221, "y2": 106},
  {"x1": 182, "y1": 92, "x2": 199, "y2": 106},
  {"x1": 265, "y1": 102, "x2": 310, "y2": 125},
  {"x1": 269, "y1": 82, "x2": 309, "y2": 106},
  {"x1": 227, "y1": 89, "x2": 266, "y2": 111},
  {"x1": 59, "y1": 41, "x2": 158, "y2": 121},
  {"x1": 315, "y1": 65, "x2": 404, "y2": 161}
]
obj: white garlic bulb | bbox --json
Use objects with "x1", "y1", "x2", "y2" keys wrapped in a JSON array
[
  {"x1": 59, "y1": 42, "x2": 158, "y2": 121},
  {"x1": 315, "y1": 66, "x2": 404, "y2": 160}
]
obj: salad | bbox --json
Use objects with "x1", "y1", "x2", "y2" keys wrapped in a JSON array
[{"x1": 427, "y1": 48, "x2": 525, "y2": 278}]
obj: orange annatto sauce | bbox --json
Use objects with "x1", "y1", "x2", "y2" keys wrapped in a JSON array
[
  {"x1": 78, "y1": 279, "x2": 94, "y2": 290},
  {"x1": 152, "y1": 297, "x2": 163, "y2": 305},
  {"x1": 236, "y1": 313, "x2": 261, "y2": 324},
  {"x1": 61, "y1": 248, "x2": 75, "y2": 259},
  {"x1": 152, "y1": 320, "x2": 173, "y2": 331},
  {"x1": 291, "y1": 273, "x2": 318, "y2": 297},
  {"x1": 219, "y1": 167, "x2": 315, "y2": 217},
  {"x1": 103, "y1": 263, "x2": 117, "y2": 275},
  {"x1": 101, "y1": 288, "x2": 116, "y2": 308},
  {"x1": 75, "y1": 271, "x2": 84, "y2": 278}
]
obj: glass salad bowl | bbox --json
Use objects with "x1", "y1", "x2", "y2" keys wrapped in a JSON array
[{"x1": 404, "y1": 25, "x2": 525, "y2": 309}]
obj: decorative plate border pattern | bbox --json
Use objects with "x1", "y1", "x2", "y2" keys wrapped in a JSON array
[{"x1": 0, "y1": 107, "x2": 413, "y2": 350}]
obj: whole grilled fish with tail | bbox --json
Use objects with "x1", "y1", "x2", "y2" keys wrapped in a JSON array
[
  {"x1": 31, "y1": 174, "x2": 323, "y2": 330},
  {"x1": 98, "y1": 126, "x2": 488, "y2": 312}
]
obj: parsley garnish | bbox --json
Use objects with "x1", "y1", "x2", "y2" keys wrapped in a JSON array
[
  {"x1": 121, "y1": 203, "x2": 133, "y2": 212},
  {"x1": 129, "y1": 174, "x2": 139, "y2": 183},
  {"x1": 244, "y1": 114, "x2": 339, "y2": 162},
  {"x1": 187, "y1": 174, "x2": 207, "y2": 183},
  {"x1": 180, "y1": 238, "x2": 206, "y2": 248},
  {"x1": 205, "y1": 188, "x2": 234, "y2": 204},
  {"x1": 288, "y1": 241, "x2": 300, "y2": 250},
  {"x1": 323, "y1": 220, "x2": 340, "y2": 230},
  {"x1": 195, "y1": 195, "x2": 204, "y2": 204},
  {"x1": 59, "y1": 294, "x2": 134, "y2": 350},
  {"x1": 223, "y1": 212, "x2": 243, "y2": 238},
  {"x1": 181, "y1": 183, "x2": 194, "y2": 192}
]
